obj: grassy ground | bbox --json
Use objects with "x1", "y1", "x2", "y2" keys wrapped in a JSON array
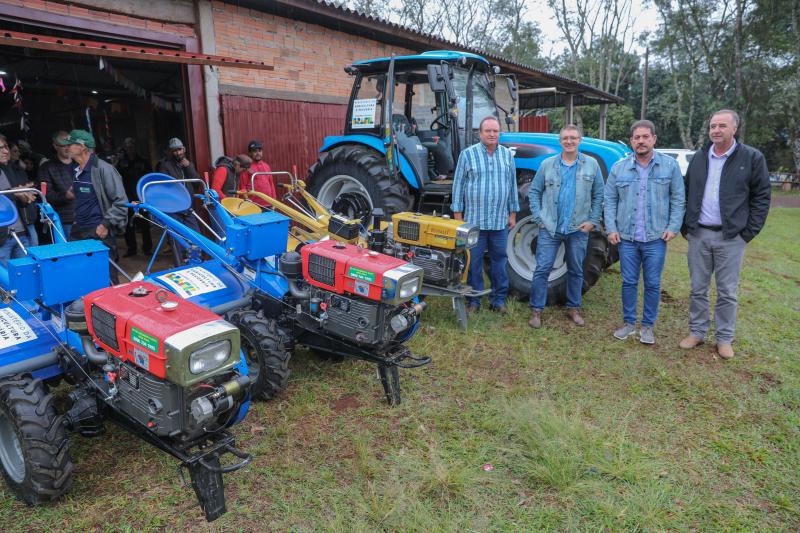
[{"x1": 2, "y1": 209, "x2": 799, "y2": 531}]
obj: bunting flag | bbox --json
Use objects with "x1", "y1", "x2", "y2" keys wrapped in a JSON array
[
  {"x1": 9, "y1": 76, "x2": 29, "y2": 133},
  {"x1": 98, "y1": 58, "x2": 183, "y2": 112}
]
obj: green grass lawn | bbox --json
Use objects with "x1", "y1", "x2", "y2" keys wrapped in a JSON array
[{"x1": 3, "y1": 209, "x2": 799, "y2": 531}]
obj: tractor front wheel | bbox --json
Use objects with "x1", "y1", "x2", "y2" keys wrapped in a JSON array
[
  {"x1": 506, "y1": 212, "x2": 609, "y2": 305},
  {"x1": 226, "y1": 310, "x2": 292, "y2": 401},
  {"x1": 307, "y1": 145, "x2": 413, "y2": 221},
  {"x1": 0, "y1": 374, "x2": 73, "y2": 505}
]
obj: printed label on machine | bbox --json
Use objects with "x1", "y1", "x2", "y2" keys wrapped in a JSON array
[
  {"x1": 0, "y1": 308, "x2": 38, "y2": 348},
  {"x1": 131, "y1": 327, "x2": 159, "y2": 352},
  {"x1": 157, "y1": 267, "x2": 226, "y2": 298},
  {"x1": 348, "y1": 266, "x2": 376, "y2": 283},
  {"x1": 351, "y1": 98, "x2": 377, "y2": 129},
  {"x1": 133, "y1": 347, "x2": 150, "y2": 370}
]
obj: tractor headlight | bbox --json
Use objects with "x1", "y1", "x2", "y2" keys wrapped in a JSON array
[
  {"x1": 455, "y1": 224, "x2": 480, "y2": 249},
  {"x1": 399, "y1": 278, "x2": 420, "y2": 299},
  {"x1": 382, "y1": 264, "x2": 424, "y2": 304},
  {"x1": 164, "y1": 320, "x2": 240, "y2": 386},
  {"x1": 189, "y1": 339, "x2": 232, "y2": 374}
]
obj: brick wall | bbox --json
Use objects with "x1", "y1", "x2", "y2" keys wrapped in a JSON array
[
  {"x1": 1, "y1": 0, "x2": 195, "y2": 37},
  {"x1": 211, "y1": 1, "x2": 415, "y2": 99}
]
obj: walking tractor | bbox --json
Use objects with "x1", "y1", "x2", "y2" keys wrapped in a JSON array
[
  {"x1": 130, "y1": 174, "x2": 430, "y2": 405},
  {"x1": 306, "y1": 51, "x2": 631, "y2": 304},
  {"x1": 225, "y1": 171, "x2": 487, "y2": 329},
  {"x1": 0, "y1": 190, "x2": 252, "y2": 521}
]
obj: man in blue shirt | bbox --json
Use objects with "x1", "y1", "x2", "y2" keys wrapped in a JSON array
[
  {"x1": 451, "y1": 117, "x2": 520, "y2": 313},
  {"x1": 604, "y1": 120, "x2": 685, "y2": 345},
  {"x1": 527, "y1": 125, "x2": 604, "y2": 328}
]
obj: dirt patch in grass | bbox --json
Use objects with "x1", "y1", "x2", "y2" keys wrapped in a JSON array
[{"x1": 331, "y1": 394, "x2": 362, "y2": 412}]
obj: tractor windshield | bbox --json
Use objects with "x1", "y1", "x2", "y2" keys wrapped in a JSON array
[
  {"x1": 348, "y1": 74, "x2": 385, "y2": 132},
  {"x1": 451, "y1": 67, "x2": 498, "y2": 147}
]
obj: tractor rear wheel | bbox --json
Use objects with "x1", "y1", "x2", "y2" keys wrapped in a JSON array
[
  {"x1": 307, "y1": 145, "x2": 413, "y2": 221},
  {"x1": 226, "y1": 310, "x2": 292, "y2": 401},
  {"x1": 506, "y1": 211, "x2": 609, "y2": 305},
  {"x1": 0, "y1": 374, "x2": 73, "y2": 505}
]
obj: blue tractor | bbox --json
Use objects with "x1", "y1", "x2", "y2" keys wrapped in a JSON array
[
  {"x1": 307, "y1": 51, "x2": 630, "y2": 303},
  {"x1": 0, "y1": 190, "x2": 252, "y2": 521}
]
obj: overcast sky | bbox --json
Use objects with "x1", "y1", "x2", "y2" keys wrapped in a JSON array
[{"x1": 530, "y1": 0, "x2": 660, "y2": 57}]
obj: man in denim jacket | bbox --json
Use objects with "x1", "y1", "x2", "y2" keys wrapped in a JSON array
[
  {"x1": 527, "y1": 125, "x2": 604, "y2": 328},
  {"x1": 604, "y1": 120, "x2": 685, "y2": 344}
]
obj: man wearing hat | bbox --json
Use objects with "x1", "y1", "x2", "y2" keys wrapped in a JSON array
[
  {"x1": 58, "y1": 129, "x2": 128, "y2": 283},
  {"x1": 240, "y1": 139, "x2": 275, "y2": 207},
  {"x1": 155, "y1": 137, "x2": 201, "y2": 244},
  {"x1": 157, "y1": 137, "x2": 203, "y2": 187}
]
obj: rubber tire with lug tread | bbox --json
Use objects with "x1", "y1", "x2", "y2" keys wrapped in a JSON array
[
  {"x1": 307, "y1": 144, "x2": 414, "y2": 219},
  {"x1": 226, "y1": 309, "x2": 292, "y2": 401},
  {"x1": 506, "y1": 208, "x2": 609, "y2": 305},
  {"x1": 0, "y1": 374, "x2": 73, "y2": 505}
]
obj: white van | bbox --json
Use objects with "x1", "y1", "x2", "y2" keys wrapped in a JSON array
[{"x1": 656, "y1": 148, "x2": 696, "y2": 176}]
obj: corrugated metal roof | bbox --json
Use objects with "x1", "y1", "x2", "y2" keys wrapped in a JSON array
[{"x1": 237, "y1": 0, "x2": 622, "y2": 106}]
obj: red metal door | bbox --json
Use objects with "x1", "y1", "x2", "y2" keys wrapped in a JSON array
[
  {"x1": 519, "y1": 115, "x2": 550, "y2": 133},
  {"x1": 220, "y1": 96, "x2": 346, "y2": 177}
]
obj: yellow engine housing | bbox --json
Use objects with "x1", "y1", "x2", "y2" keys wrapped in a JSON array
[{"x1": 391, "y1": 212, "x2": 474, "y2": 250}]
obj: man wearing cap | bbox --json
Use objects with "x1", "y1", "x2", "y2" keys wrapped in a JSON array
[
  {"x1": 58, "y1": 129, "x2": 128, "y2": 283},
  {"x1": 211, "y1": 154, "x2": 251, "y2": 200},
  {"x1": 240, "y1": 139, "x2": 275, "y2": 207},
  {"x1": 156, "y1": 137, "x2": 201, "y2": 240},
  {"x1": 40, "y1": 130, "x2": 76, "y2": 239}
]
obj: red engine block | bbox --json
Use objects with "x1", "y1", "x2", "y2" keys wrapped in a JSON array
[
  {"x1": 83, "y1": 281, "x2": 224, "y2": 379},
  {"x1": 300, "y1": 240, "x2": 408, "y2": 302}
]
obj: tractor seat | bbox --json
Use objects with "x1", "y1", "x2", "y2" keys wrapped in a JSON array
[
  {"x1": 0, "y1": 195, "x2": 20, "y2": 228},
  {"x1": 391, "y1": 114, "x2": 414, "y2": 136},
  {"x1": 421, "y1": 130, "x2": 455, "y2": 176},
  {"x1": 136, "y1": 173, "x2": 193, "y2": 214}
]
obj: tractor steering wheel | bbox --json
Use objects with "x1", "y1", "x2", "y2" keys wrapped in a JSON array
[{"x1": 430, "y1": 112, "x2": 449, "y2": 132}]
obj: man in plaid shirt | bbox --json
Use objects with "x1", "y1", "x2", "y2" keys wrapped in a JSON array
[{"x1": 451, "y1": 117, "x2": 520, "y2": 313}]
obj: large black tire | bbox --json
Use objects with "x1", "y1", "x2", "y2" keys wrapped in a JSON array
[
  {"x1": 307, "y1": 145, "x2": 414, "y2": 220},
  {"x1": 226, "y1": 310, "x2": 292, "y2": 401},
  {"x1": 506, "y1": 209, "x2": 609, "y2": 305},
  {"x1": 0, "y1": 374, "x2": 73, "y2": 505}
]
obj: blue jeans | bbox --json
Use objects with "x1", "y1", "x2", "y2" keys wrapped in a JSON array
[
  {"x1": 467, "y1": 228, "x2": 509, "y2": 308},
  {"x1": 26, "y1": 224, "x2": 38, "y2": 247},
  {"x1": 529, "y1": 228, "x2": 588, "y2": 311},
  {"x1": 619, "y1": 239, "x2": 667, "y2": 327},
  {"x1": 0, "y1": 232, "x2": 31, "y2": 266}
]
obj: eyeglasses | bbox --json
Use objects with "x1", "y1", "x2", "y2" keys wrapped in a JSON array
[{"x1": 0, "y1": 145, "x2": 9, "y2": 151}]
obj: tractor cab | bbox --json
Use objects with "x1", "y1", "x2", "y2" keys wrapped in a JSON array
[{"x1": 343, "y1": 51, "x2": 515, "y2": 190}]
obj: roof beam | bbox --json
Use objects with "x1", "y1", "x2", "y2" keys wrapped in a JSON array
[{"x1": 0, "y1": 30, "x2": 274, "y2": 70}]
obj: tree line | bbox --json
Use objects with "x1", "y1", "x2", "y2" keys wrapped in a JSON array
[{"x1": 343, "y1": 0, "x2": 799, "y2": 172}]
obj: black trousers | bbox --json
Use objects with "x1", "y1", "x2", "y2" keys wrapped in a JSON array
[
  {"x1": 124, "y1": 208, "x2": 153, "y2": 255},
  {"x1": 70, "y1": 224, "x2": 119, "y2": 284}
]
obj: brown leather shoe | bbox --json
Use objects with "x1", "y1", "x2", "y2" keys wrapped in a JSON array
[
  {"x1": 566, "y1": 308, "x2": 585, "y2": 326},
  {"x1": 466, "y1": 303, "x2": 480, "y2": 314},
  {"x1": 528, "y1": 310, "x2": 542, "y2": 329},
  {"x1": 716, "y1": 343, "x2": 734, "y2": 360},
  {"x1": 679, "y1": 335, "x2": 705, "y2": 349}
]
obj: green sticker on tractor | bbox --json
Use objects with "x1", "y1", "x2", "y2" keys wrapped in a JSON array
[
  {"x1": 348, "y1": 266, "x2": 376, "y2": 283},
  {"x1": 131, "y1": 327, "x2": 159, "y2": 352}
]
